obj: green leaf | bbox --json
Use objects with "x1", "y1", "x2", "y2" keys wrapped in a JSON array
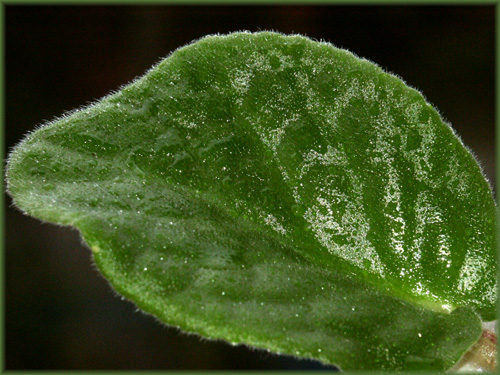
[{"x1": 6, "y1": 32, "x2": 496, "y2": 371}]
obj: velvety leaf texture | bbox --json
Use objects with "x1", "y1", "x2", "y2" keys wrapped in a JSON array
[{"x1": 6, "y1": 32, "x2": 497, "y2": 371}]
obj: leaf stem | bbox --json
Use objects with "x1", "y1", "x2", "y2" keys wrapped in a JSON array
[{"x1": 450, "y1": 326, "x2": 497, "y2": 372}]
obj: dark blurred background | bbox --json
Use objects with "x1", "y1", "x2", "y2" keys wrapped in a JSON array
[{"x1": 5, "y1": 5, "x2": 495, "y2": 370}]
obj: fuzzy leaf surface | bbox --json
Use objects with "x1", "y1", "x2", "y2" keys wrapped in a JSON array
[{"x1": 6, "y1": 32, "x2": 496, "y2": 370}]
